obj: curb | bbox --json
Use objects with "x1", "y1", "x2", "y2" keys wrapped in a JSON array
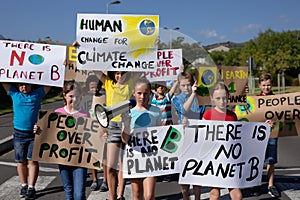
[{"x1": 0, "y1": 135, "x2": 13, "y2": 156}]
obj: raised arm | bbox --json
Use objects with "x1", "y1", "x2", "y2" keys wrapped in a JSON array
[
  {"x1": 93, "y1": 71, "x2": 106, "y2": 84},
  {"x1": 1, "y1": 83, "x2": 11, "y2": 93},
  {"x1": 183, "y1": 81, "x2": 198, "y2": 112},
  {"x1": 168, "y1": 80, "x2": 178, "y2": 97},
  {"x1": 44, "y1": 86, "x2": 52, "y2": 94}
]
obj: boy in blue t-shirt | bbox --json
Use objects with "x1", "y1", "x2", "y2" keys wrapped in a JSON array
[{"x1": 1, "y1": 82, "x2": 51, "y2": 200}]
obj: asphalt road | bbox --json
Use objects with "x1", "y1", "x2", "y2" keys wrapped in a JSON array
[{"x1": 0, "y1": 101, "x2": 300, "y2": 199}]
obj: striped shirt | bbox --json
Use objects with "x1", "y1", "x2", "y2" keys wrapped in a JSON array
[{"x1": 151, "y1": 93, "x2": 173, "y2": 125}]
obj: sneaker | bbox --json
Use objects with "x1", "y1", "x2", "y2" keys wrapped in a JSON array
[
  {"x1": 25, "y1": 187, "x2": 36, "y2": 200},
  {"x1": 99, "y1": 181, "x2": 109, "y2": 192},
  {"x1": 20, "y1": 185, "x2": 28, "y2": 198},
  {"x1": 117, "y1": 196, "x2": 125, "y2": 200},
  {"x1": 90, "y1": 181, "x2": 98, "y2": 191},
  {"x1": 268, "y1": 186, "x2": 280, "y2": 197}
]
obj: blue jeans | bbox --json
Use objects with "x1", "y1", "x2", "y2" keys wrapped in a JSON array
[
  {"x1": 265, "y1": 138, "x2": 278, "y2": 164},
  {"x1": 13, "y1": 129, "x2": 35, "y2": 162},
  {"x1": 58, "y1": 164, "x2": 87, "y2": 200}
]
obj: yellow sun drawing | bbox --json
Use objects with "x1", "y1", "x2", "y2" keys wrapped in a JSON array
[{"x1": 117, "y1": 16, "x2": 159, "y2": 59}]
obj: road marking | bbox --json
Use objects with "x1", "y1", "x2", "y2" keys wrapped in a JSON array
[
  {"x1": 0, "y1": 161, "x2": 59, "y2": 172},
  {"x1": 0, "y1": 135, "x2": 13, "y2": 144},
  {"x1": 0, "y1": 176, "x2": 56, "y2": 200}
]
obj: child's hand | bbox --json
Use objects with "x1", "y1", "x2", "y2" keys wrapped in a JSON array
[
  {"x1": 33, "y1": 124, "x2": 41, "y2": 135},
  {"x1": 192, "y1": 81, "x2": 198, "y2": 93},
  {"x1": 265, "y1": 120, "x2": 273, "y2": 128},
  {"x1": 103, "y1": 132, "x2": 108, "y2": 140},
  {"x1": 182, "y1": 117, "x2": 188, "y2": 127},
  {"x1": 72, "y1": 41, "x2": 80, "y2": 47}
]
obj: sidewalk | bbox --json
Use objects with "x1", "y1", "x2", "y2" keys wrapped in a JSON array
[{"x1": 0, "y1": 100, "x2": 63, "y2": 155}]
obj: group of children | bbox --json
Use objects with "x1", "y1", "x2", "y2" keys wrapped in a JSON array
[{"x1": 1, "y1": 67, "x2": 280, "y2": 200}]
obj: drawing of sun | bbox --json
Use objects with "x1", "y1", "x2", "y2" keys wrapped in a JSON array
[{"x1": 117, "y1": 16, "x2": 158, "y2": 59}]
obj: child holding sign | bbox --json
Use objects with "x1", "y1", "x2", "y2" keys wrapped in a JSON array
[
  {"x1": 55, "y1": 80, "x2": 90, "y2": 200},
  {"x1": 1, "y1": 82, "x2": 51, "y2": 200},
  {"x1": 122, "y1": 77, "x2": 162, "y2": 200},
  {"x1": 251, "y1": 73, "x2": 280, "y2": 197},
  {"x1": 172, "y1": 71, "x2": 205, "y2": 200},
  {"x1": 202, "y1": 82, "x2": 243, "y2": 200}
]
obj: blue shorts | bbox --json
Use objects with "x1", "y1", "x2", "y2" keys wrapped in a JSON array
[
  {"x1": 265, "y1": 138, "x2": 278, "y2": 164},
  {"x1": 107, "y1": 121, "x2": 122, "y2": 143},
  {"x1": 13, "y1": 129, "x2": 35, "y2": 162}
]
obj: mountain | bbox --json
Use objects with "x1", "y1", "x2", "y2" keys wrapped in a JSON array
[{"x1": 204, "y1": 41, "x2": 246, "y2": 51}]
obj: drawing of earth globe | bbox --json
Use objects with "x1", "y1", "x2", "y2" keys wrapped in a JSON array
[
  {"x1": 139, "y1": 19, "x2": 155, "y2": 36},
  {"x1": 201, "y1": 69, "x2": 215, "y2": 85}
]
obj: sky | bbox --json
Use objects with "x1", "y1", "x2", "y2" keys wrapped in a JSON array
[{"x1": 1, "y1": 0, "x2": 299, "y2": 46}]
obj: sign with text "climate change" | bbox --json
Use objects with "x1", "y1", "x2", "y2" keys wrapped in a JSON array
[
  {"x1": 76, "y1": 14, "x2": 159, "y2": 72},
  {"x1": 0, "y1": 40, "x2": 66, "y2": 87}
]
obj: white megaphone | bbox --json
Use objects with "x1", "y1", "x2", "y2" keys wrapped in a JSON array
[{"x1": 95, "y1": 99, "x2": 136, "y2": 128}]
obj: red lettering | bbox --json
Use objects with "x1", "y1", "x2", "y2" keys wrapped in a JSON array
[
  {"x1": 51, "y1": 65, "x2": 60, "y2": 81},
  {"x1": 10, "y1": 50, "x2": 25, "y2": 66}
]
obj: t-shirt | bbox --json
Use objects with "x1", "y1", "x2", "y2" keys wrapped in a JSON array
[
  {"x1": 203, "y1": 107, "x2": 237, "y2": 121},
  {"x1": 103, "y1": 77, "x2": 133, "y2": 122},
  {"x1": 8, "y1": 86, "x2": 45, "y2": 131},
  {"x1": 130, "y1": 105, "x2": 162, "y2": 129},
  {"x1": 172, "y1": 92, "x2": 206, "y2": 124},
  {"x1": 151, "y1": 93, "x2": 173, "y2": 125},
  {"x1": 55, "y1": 107, "x2": 90, "y2": 117}
]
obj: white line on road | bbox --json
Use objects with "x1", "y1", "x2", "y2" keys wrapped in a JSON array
[
  {"x1": 0, "y1": 176, "x2": 56, "y2": 200},
  {"x1": 0, "y1": 161, "x2": 59, "y2": 172}
]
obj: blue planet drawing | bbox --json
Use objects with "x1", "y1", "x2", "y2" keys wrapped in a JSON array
[
  {"x1": 139, "y1": 19, "x2": 155, "y2": 36},
  {"x1": 28, "y1": 54, "x2": 44, "y2": 65},
  {"x1": 201, "y1": 69, "x2": 215, "y2": 85}
]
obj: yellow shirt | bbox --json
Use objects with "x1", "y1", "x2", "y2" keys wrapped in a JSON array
[{"x1": 104, "y1": 77, "x2": 133, "y2": 122}]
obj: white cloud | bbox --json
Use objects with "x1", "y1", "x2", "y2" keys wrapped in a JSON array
[
  {"x1": 197, "y1": 29, "x2": 227, "y2": 40},
  {"x1": 239, "y1": 24, "x2": 261, "y2": 32},
  {"x1": 198, "y1": 29, "x2": 218, "y2": 38},
  {"x1": 279, "y1": 15, "x2": 291, "y2": 23}
]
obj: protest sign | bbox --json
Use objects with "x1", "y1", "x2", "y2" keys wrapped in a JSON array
[
  {"x1": 32, "y1": 111, "x2": 105, "y2": 169},
  {"x1": 123, "y1": 125, "x2": 184, "y2": 178},
  {"x1": 81, "y1": 95, "x2": 106, "y2": 119},
  {"x1": 64, "y1": 45, "x2": 96, "y2": 82},
  {"x1": 144, "y1": 49, "x2": 182, "y2": 82},
  {"x1": 179, "y1": 119, "x2": 270, "y2": 188},
  {"x1": 76, "y1": 14, "x2": 159, "y2": 71},
  {"x1": 235, "y1": 92, "x2": 300, "y2": 137},
  {"x1": 0, "y1": 40, "x2": 66, "y2": 87},
  {"x1": 196, "y1": 66, "x2": 248, "y2": 105}
]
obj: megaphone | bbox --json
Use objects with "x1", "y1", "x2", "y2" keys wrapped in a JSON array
[{"x1": 95, "y1": 99, "x2": 136, "y2": 128}]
